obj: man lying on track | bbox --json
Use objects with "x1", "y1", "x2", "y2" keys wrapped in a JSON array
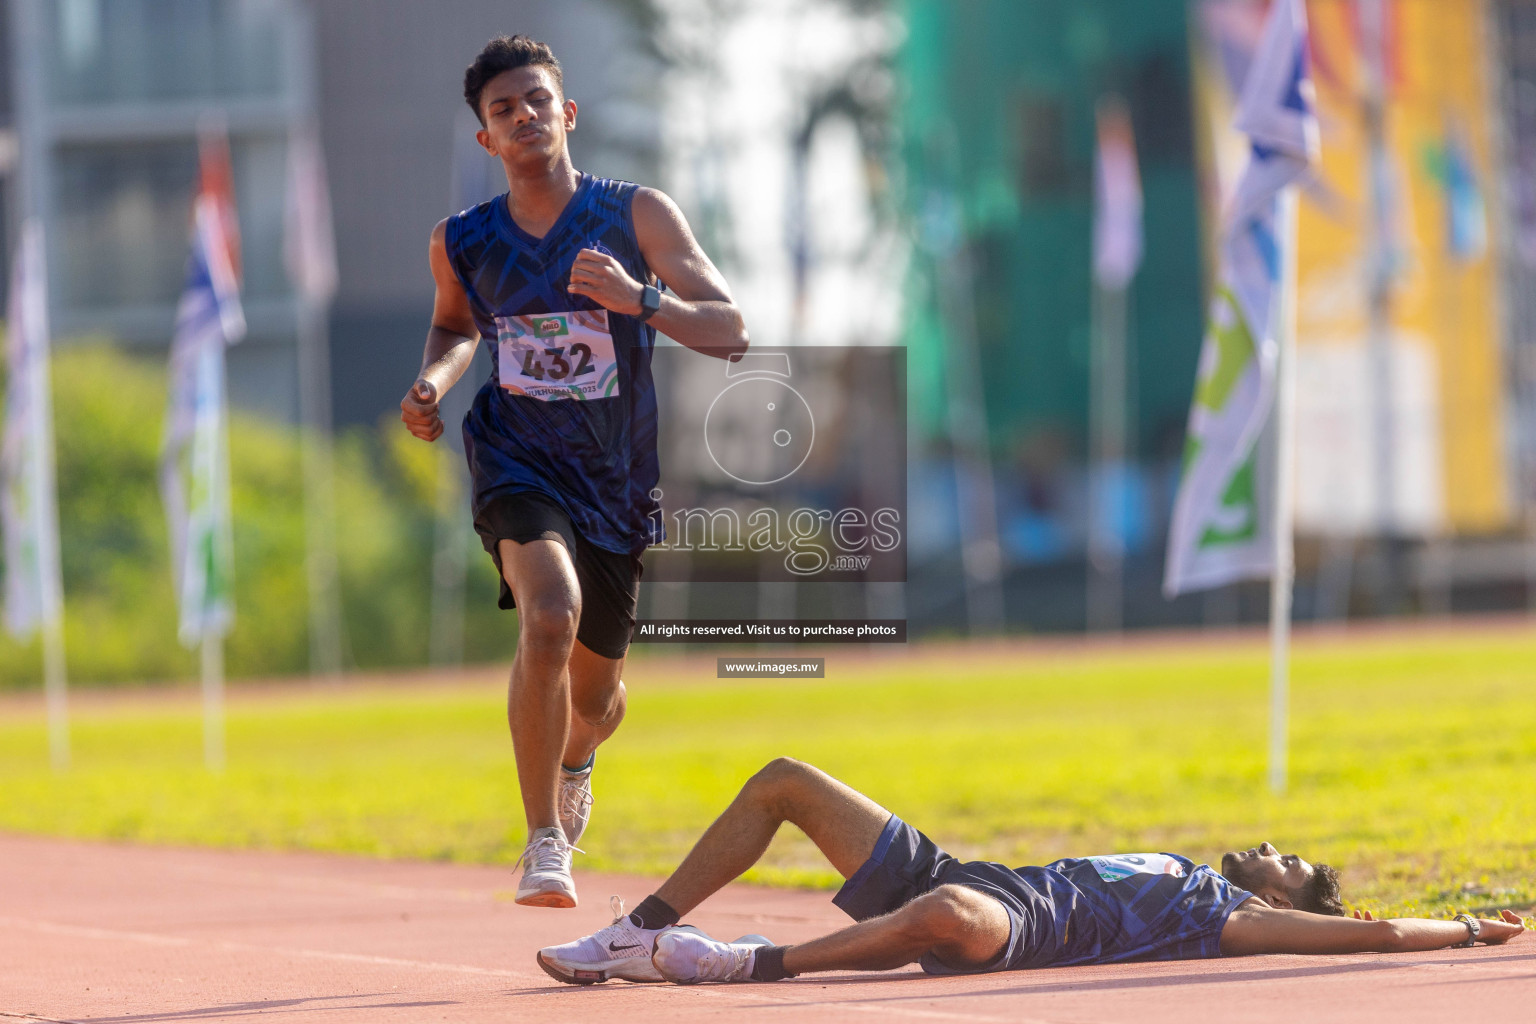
[{"x1": 537, "y1": 758, "x2": 1528, "y2": 985}]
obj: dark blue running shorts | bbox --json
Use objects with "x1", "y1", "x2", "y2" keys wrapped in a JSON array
[
  {"x1": 831, "y1": 815, "x2": 1039, "y2": 975},
  {"x1": 473, "y1": 490, "x2": 643, "y2": 660}
]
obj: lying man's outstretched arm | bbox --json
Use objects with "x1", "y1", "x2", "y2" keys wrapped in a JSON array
[{"x1": 1220, "y1": 899, "x2": 1528, "y2": 956}]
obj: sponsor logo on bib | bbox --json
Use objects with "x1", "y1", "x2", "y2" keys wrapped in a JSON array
[{"x1": 532, "y1": 316, "x2": 569, "y2": 338}]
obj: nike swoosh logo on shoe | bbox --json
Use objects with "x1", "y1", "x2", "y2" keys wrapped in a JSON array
[{"x1": 608, "y1": 941, "x2": 643, "y2": 952}]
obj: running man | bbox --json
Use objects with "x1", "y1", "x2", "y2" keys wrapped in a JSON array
[
  {"x1": 400, "y1": 35, "x2": 748, "y2": 909},
  {"x1": 538, "y1": 758, "x2": 1528, "y2": 984}
]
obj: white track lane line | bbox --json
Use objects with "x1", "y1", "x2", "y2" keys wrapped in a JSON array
[
  {"x1": 1, "y1": 916, "x2": 1047, "y2": 1023},
  {"x1": 0, "y1": 915, "x2": 528, "y2": 980}
]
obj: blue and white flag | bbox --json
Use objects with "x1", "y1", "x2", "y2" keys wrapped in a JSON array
[
  {"x1": 2, "y1": 220, "x2": 65, "y2": 639},
  {"x1": 161, "y1": 193, "x2": 245, "y2": 647},
  {"x1": 1165, "y1": 0, "x2": 1318, "y2": 597}
]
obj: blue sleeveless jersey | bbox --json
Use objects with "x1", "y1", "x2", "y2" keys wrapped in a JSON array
[
  {"x1": 974, "y1": 853, "x2": 1252, "y2": 970},
  {"x1": 446, "y1": 173, "x2": 660, "y2": 555}
]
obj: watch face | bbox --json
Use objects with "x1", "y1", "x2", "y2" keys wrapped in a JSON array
[{"x1": 703, "y1": 376, "x2": 815, "y2": 486}]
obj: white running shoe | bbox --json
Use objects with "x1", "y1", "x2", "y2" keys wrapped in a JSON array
[
  {"x1": 536, "y1": 896, "x2": 665, "y2": 984},
  {"x1": 557, "y1": 766, "x2": 594, "y2": 846},
  {"x1": 515, "y1": 827, "x2": 580, "y2": 908},
  {"x1": 652, "y1": 927, "x2": 773, "y2": 984}
]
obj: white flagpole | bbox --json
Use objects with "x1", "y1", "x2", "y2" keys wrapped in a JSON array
[
  {"x1": 5, "y1": 221, "x2": 70, "y2": 770},
  {"x1": 42, "y1": 614, "x2": 67, "y2": 770},
  {"x1": 1088, "y1": 97, "x2": 1142, "y2": 634},
  {"x1": 28, "y1": 229, "x2": 69, "y2": 771},
  {"x1": 202, "y1": 632, "x2": 225, "y2": 771},
  {"x1": 429, "y1": 455, "x2": 470, "y2": 667},
  {"x1": 34, "y1": 230, "x2": 69, "y2": 773},
  {"x1": 1089, "y1": 279, "x2": 1129, "y2": 634},
  {"x1": 427, "y1": 114, "x2": 497, "y2": 668},
  {"x1": 297, "y1": 294, "x2": 342, "y2": 677},
  {"x1": 286, "y1": 123, "x2": 343, "y2": 679},
  {"x1": 1268, "y1": 185, "x2": 1301, "y2": 795}
]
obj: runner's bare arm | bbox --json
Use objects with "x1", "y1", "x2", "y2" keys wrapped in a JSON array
[
  {"x1": 402, "y1": 219, "x2": 482, "y2": 443},
  {"x1": 566, "y1": 187, "x2": 748, "y2": 359},
  {"x1": 1219, "y1": 899, "x2": 1528, "y2": 956}
]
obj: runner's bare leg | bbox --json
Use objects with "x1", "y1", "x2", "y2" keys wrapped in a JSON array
[
  {"x1": 653, "y1": 759, "x2": 891, "y2": 913},
  {"x1": 649, "y1": 758, "x2": 1009, "y2": 975},
  {"x1": 564, "y1": 642, "x2": 625, "y2": 768},
  {"x1": 500, "y1": 538, "x2": 582, "y2": 833},
  {"x1": 779, "y1": 885, "x2": 1009, "y2": 974}
]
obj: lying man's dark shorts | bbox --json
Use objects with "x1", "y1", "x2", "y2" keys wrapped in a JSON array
[{"x1": 832, "y1": 815, "x2": 1035, "y2": 974}]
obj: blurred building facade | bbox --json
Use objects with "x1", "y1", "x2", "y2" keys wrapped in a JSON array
[
  {"x1": 899, "y1": 0, "x2": 1536, "y2": 631},
  {"x1": 5, "y1": 0, "x2": 1536, "y2": 641},
  {"x1": 1, "y1": 0, "x2": 657, "y2": 426},
  {"x1": 1497, "y1": 0, "x2": 1536, "y2": 558},
  {"x1": 901, "y1": 0, "x2": 1210, "y2": 630},
  {"x1": 4, "y1": 0, "x2": 313, "y2": 419}
]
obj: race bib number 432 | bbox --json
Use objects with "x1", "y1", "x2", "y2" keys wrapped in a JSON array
[
  {"x1": 496, "y1": 309, "x2": 621, "y2": 401},
  {"x1": 1087, "y1": 854, "x2": 1186, "y2": 883}
]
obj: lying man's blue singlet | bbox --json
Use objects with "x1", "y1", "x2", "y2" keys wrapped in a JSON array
[
  {"x1": 833, "y1": 818, "x2": 1257, "y2": 974},
  {"x1": 995, "y1": 852, "x2": 1253, "y2": 968},
  {"x1": 446, "y1": 173, "x2": 660, "y2": 555}
]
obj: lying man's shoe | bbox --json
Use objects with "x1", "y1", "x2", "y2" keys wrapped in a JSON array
[
  {"x1": 536, "y1": 897, "x2": 666, "y2": 984},
  {"x1": 652, "y1": 927, "x2": 773, "y2": 984}
]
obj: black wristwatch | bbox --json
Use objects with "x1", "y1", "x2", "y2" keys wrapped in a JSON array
[
  {"x1": 1452, "y1": 913, "x2": 1480, "y2": 947},
  {"x1": 636, "y1": 284, "x2": 662, "y2": 322}
]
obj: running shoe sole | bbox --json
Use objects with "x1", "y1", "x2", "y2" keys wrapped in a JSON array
[
  {"x1": 515, "y1": 887, "x2": 577, "y2": 909},
  {"x1": 536, "y1": 950, "x2": 664, "y2": 985}
]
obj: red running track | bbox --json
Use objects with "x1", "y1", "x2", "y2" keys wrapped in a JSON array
[{"x1": 1, "y1": 834, "x2": 1531, "y2": 1024}]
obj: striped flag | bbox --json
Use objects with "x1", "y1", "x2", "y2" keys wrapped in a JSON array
[
  {"x1": 197, "y1": 127, "x2": 242, "y2": 281},
  {"x1": 1165, "y1": 0, "x2": 1318, "y2": 597},
  {"x1": 1093, "y1": 98, "x2": 1144, "y2": 292},
  {"x1": 161, "y1": 165, "x2": 246, "y2": 647},
  {"x1": 2, "y1": 220, "x2": 64, "y2": 639}
]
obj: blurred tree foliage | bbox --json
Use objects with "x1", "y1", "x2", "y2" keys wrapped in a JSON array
[{"x1": 0, "y1": 342, "x2": 515, "y2": 689}]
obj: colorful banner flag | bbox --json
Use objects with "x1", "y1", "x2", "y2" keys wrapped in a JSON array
[
  {"x1": 161, "y1": 177, "x2": 246, "y2": 647},
  {"x1": 1093, "y1": 98, "x2": 1144, "y2": 292},
  {"x1": 1425, "y1": 118, "x2": 1488, "y2": 263},
  {"x1": 198, "y1": 127, "x2": 243, "y2": 282},
  {"x1": 2, "y1": 220, "x2": 64, "y2": 639},
  {"x1": 1165, "y1": 0, "x2": 1318, "y2": 597}
]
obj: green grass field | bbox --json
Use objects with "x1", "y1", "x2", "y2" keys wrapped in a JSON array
[{"x1": 1, "y1": 626, "x2": 1533, "y2": 921}]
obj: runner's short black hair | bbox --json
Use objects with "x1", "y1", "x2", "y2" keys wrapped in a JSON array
[
  {"x1": 464, "y1": 35, "x2": 564, "y2": 126},
  {"x1": 1290, "y1": 863, "x2": 1345, "y2": 916}
]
